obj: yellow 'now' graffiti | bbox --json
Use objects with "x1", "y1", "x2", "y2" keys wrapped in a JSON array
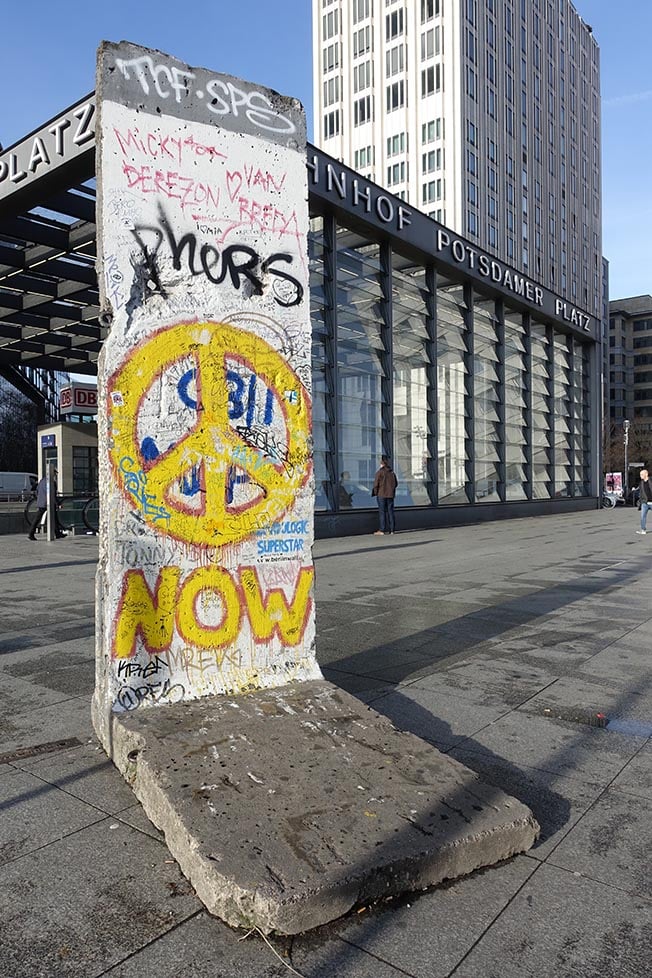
[{"x1": 113, "y1": 564, "x2": 314, "y2": 659}]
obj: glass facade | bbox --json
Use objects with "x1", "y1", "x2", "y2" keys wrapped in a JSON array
[
  {"x1": 530, "y1": 321, "x2": 552, "y2": 500},
  {"x1": 504, "y1": 310, "x2": 528, "y2": 501},
  {"x1": 336, "y1": 228, "x2": 386, "y2": 508},
  {"x1": 0, "y1": 121, "x2": 598, "y2": 532},
  {"x1": 473, "y1": 295, "x2": 502, "y2": 503},
  {"x1": 309, "y1": 216, "x2": 334, "y2": 513},
  {"x1": 18, "y1": 366, "x2": 67, "y2": 423},
  {"x1": 437, "y1": 279, "x2": 469, "y2": 505},
  {"x1": 72, "y1": 445, "x2": 99, "y2": 494},
  {"x1": 554, "y1": 334, "x2": 572, "y2": 498},
  {"x1": 577, "y1": 343, "x2": 592, "y2": 497},
  {"x1": 308, "y1": 207, "x2": 596, "y2": 526},
  {"x1": 392, "y1": 257, "x2": 431, "y2": 507}
]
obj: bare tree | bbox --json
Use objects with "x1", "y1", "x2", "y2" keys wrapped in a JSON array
[{"x1": 625, "y1": 417, "x2": 652, "y2": 473}]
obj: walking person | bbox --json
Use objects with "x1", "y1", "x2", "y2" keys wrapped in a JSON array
[
  {"x1": 27, "y1": 469, "x2": 65, "y2": 540},
  {"x1": 372, "y1": 455, "x2": 398, "y2": 535},
  {"x1": 636, "y1": 468, "x2": 652, "y2": 535}
]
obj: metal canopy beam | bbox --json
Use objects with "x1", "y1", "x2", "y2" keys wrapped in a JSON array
[{"x1": 0, "y1": 145, "x2": 101, "y2": 370}]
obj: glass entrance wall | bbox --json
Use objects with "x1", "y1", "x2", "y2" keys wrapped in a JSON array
[
  {"x1": 504, "y1": 311, "x2": 528, "y2": 500},
  {"x1": 305, "y1": 206, "x2": 596, "y2": 522},
  {"x1": 554, "y1": 333, "x2": 573, "y2": 497},
  {"x1": 473, "y1": 295, "x2": 502, "y2": 503},
  {"x1": 336, "y1": 227, "x2": 386, "y2": 506},
  {"x1": 308, "y1": 216, "x2": 334, "y2": 512},
  {"x1": 437, "y1": 279, "x2": 470, "y2": 505},
  {"x1": 530, "y1": 321, "x2": 553, "y2": 499},
  {"x1": 576, "y1": 343, "x2": 592, "y2": 496},
  {"x1": 392, "y1": 258, "x2": 431, "y2": 507},
  {"x1": 72, "y1": 445, "x2": 98, "y2": 493}
]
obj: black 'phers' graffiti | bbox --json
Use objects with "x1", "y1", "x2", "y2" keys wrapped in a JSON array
[{"x1": 130, "y1": 203, "x2": 303, "y2": 307}]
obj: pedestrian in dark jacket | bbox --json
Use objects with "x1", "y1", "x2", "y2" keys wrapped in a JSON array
[
  {"x1": 372, "y1": 455, "x2": 398, "y2": 535},
  {"x1": 27, "y1": 470, "x2": 65, "y2": 540},
  {"x1": 636, "y1": 468, "x2": 652, "y2": 535}
]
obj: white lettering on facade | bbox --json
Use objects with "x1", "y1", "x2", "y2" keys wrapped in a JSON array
[
  {"x1": 308, "y1": 157, "x2": 412, "y2": 234},
  {"x1": 326, "y1": 165, "x2": 346, "y2": 198},
  {"x1": 352, "y1": 179, "x2": 372, "y2": 211},
  {"x1": 555, "y1": 299, "x2": 591, "y2": 332},
  {"x1": 0, "y1": 100, "x2": 96, "y2": 194},
  {"x1": 72, "y1": 103, "x2": 96, "y2": 146},
  {"x1": 376, "y1": 195, "x2": 394, "y2": 222},
  {"x1": 305, "y1": 155, "x2": 591, "y2": 334},
  {"x1": 397, "y1": 206, "x2": 412, "y2": 231},
  {"x1": 437, "y1": 231, "x2": 550, "y2": 311},
  {"x1": 452, "y1": 239, "x2": 466, "y2": 262}
]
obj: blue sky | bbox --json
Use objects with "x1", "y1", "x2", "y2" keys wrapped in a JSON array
[{"x1": 0, "y1": 0, "x2": 649, "y2": 301}]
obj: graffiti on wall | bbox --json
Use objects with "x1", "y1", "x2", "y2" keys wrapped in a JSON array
[{"x1": 95, "y1": 43, "x2": 319, "y2": 718}]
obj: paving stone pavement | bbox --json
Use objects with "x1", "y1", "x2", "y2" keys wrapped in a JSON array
[{"x1": 0, "y1": 507, "x2": 650, "y2": 977}]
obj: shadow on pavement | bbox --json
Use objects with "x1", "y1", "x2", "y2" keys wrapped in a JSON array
[
  {"x1": 0, "y1": 559, "x2": 99, "y2": 576},
  {"x1": 286, "y1": 556, "x2": 651, "y2": 975},
  {"x1": 315, "y1": 537, "x2": 444, "y2": 560},
  {"x1": 319, "y1": 557, "x2": 646, "y2": 690}
]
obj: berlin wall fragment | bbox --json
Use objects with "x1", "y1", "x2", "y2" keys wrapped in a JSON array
[
  {"x1": 92, "y1": 40, "x2": 539, "y2": 935},
  {"x1": 92, "y1": 41, "x2": 320, "y2": 744}
]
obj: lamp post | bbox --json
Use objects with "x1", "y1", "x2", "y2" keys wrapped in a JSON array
[{"x1": 624, "y1": 420, "x2": 630, "y2": 501}]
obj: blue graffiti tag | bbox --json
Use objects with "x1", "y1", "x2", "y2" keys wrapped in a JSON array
[
  {"x1": 227, "y1": 370, "x2": 275, "y2": 424},
  {"x1": 177, "y1": 368, "x2": 197, "y2": 409},
  {"x1": 226, "y1": 465, "x2": 249, "y2": 504},
  {"x1": 119, "y1": 456, "x2": 171, "y2": 524},
  {"x1": 180, "y1": 466, "x2": 202, "y2": 497},
  {"x1": 141, "y1": 436, "x2": 160, "y2": 462}
]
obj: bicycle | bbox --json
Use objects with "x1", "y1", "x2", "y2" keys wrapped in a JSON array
[{"x1": 82, "y1": 496, "x2": 99, "y2": 534}]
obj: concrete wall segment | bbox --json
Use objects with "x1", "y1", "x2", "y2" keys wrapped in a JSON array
[{"x1": 93, "y1": 41, "x2": 319, "y2": 738}]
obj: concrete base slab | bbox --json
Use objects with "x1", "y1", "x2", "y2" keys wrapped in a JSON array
[{"x1": 93, "y1": 680, "x2": 539, "y2": 935}]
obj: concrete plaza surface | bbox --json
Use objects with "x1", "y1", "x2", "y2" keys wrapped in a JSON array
[{"x1": 0, "y1": 508, "x2": 650, "y2": 977}]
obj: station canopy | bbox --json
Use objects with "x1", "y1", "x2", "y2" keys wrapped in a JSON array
[{"x1": 0, "y1": 95, "x2": 102, "y2": 376}]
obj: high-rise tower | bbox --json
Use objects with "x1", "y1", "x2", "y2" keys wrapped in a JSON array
[{"x1": 313, "y1": 0, "x2": 601, "y2": 315}]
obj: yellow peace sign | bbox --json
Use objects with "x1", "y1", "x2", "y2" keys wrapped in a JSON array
[{"x1": 108, "y1": 320, "x2": 311, "y2": 547}]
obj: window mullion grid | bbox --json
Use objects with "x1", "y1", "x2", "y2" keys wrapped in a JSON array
[
  {"x1": 380, "y1": 241, "x2": 394, "y2": 461},
  {"x1": 524, "y1": 313, "x2": 533, "y2": 500},
  {"x1": 569, "y1": 334, "x2": 577, "y2": 496},
  {"x1": 426, "y1": 264, "x2": 438, "y2": 505},
  {"x1": 464, "y1": 283, "x2": 474, "y2": 503},
  {"x1": 323, "y1": 213, "x2": 340, "y2": 512},
  {"x1": 496, "y1": 298, "x2": 506, "y2": 503},
  {"x1": 547, "y1": 324, "x2": 556, "y2": 497}
]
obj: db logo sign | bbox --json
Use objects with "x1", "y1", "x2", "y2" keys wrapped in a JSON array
[
  {"x1": 60, "y1": 385, "x2": 98, "y2": 414},
  {"x1": 74, "y1": 388, "x2": 97, "y2": 409}
]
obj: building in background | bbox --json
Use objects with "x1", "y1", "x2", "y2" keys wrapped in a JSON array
[
  {"x1": 605, "y1": 295, "x2": 652, "y2": 485},
  {"x1": 0, "y1": 367, "x2": 67, "y2": 472},
  {"x1": 313, "y1": 0, "x2": 602, "y2": 318},
  {"x1": 608, "y1": 295, "x2": 652, "y2": 429}
]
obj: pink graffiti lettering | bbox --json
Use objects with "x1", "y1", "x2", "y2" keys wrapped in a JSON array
[
  {"x1": 225, "y1": 165, "x2": 287, "y2": 202},
  {"x1": 217, "y1": 198, "x2": 303, "y2": 247},
  {"x1": 113, "y1": 126, "x2": 226, "y2": 167},
  {"x1": 122, "y1": 163, "x2": 220, "y2": 211}
]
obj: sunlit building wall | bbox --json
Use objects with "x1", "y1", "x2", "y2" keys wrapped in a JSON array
[{"x1": 313, "y1": 0, "x2": 602, "y2": 318}]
